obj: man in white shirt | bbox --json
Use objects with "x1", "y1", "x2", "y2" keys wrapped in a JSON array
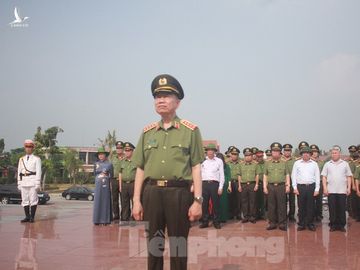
[
  {"x1": 199, "y1": 143, "x2": 224, "y2": 229},
  {"x1": 322, "y1": 145, "x2": 352, "y2": 232},
  {"x1": 17, "y1": 139, "x2": 42, "y2": 223},
  {"x1": 292, "y1": 146, "x2": 320, "y2": 231}
]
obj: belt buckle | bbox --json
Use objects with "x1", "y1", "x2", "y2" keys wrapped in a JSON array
[
  {"x1": 274, "y1": 183, "x2": 278, "y2": 186},
  {"x1": 247, "y1": 182, "x2": 250, "y2": 185},
  {"x1": 157, "y1": 180, "x2": 167, "y2": 187}
]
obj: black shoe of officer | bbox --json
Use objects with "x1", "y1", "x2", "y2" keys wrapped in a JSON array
[
  {"x1": 213, "y1": 223, "x2": 221, "y2": 229},
  {"x1": 266, "y1": 224, "x2": 277, "y2": 230},
  {"x1": 199, "y1": 222, "x2": 209, "y2": 229},
  {"x1": 297, "y1": 225, "x2": 306, "y2": 231},
  {"x1": 29, "y1": 205, "x2": 37, "y2": 223},
  {"x1": 21, "y1": 206, "x2": 31, "y2": 223},
  {"x1": 242, "y1": 218, "x2": 249, "y2": 224},
  {"x1": 279, "y1": 225, "x2": 287, "y2": 231},
  {"x1": 307, "y1": 224, "x2": 316, "y2": 231}
]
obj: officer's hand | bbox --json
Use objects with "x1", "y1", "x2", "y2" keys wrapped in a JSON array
[
  {"x1": 352, "y1": 185, "x2": 357, "y2": 191},
  {"x1": 132, "y1": 201, "x2": 144, "y2": 221},
  {"x1": 285, "y1": 186, "x2": 290, "y2": 194},
  {"x1": 347, "y1": 188, "x2": 351, "y2": 196},
  {"x1": 190, "y1": 184, "x2": 194, "y2": 193},
  {"x1": 227, "y1": 186, "x2": 232, "y2": 193},
  {"x1": 313, "y1": 191, "x2": 319, "y2": 197},
  {"x1": 254, "y1": 185, "x2": 258, "y2": 192},
  {"x1": 293, "y1": 189, "x2": 299, "y2": 195},
  {"x1": 238, "y1": 186, "x2": 242, "y2": 192},
  {"x1": 323, "y1": 188, "x2": 329, "y2": 196},
  {"x1": 188, "y1": 202, "x2": 202, "y2": 221},
  {"x1": 218, "y1": 189, "x2": 223, "y2": 196},
  {"x1": 357, "y1": 191, "x2": 360, "y2": 197},
  {"x1": 264, "y1": 187, "x2": 268, "y2": 194}
]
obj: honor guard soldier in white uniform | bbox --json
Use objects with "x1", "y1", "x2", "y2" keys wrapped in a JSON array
[{"x1": 17, "y1": 139, "x2": 42, "y2": 223}]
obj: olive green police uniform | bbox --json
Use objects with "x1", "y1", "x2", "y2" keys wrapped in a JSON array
[
  {"x1": 348, "y1": 145, "x2": 360, "y2": 220},
  {"x1": 310, "y1": 144, "x2": 325, "y2": 221},
  {"x1": 282, "y1": 143, "x2": 296, "y2": 221},
  {"x1": 226, "y1": 147, "x2": 242, "y2": 220},
  {"x1": 132, "y1": 74, "x2": 205, "y2": 270},
  {"x1": 256, "y1": 152, "x2": 266, "y2": 219},
  {"x1": 264, "y1": 143, "x2": 290, "y2": 230},
  {"x1": 111, "y1": 141, "x2": 124, "y2": 220},
  {"x1": 120, "y1": 142, "x2": 137, "y2": 223},
  {"x1": 239, "y1": 148, "x2": 261, "y2": 223}
]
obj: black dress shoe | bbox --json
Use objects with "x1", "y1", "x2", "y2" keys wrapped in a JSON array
[
  {"x1": 213, "y1": 223, "x2": 221, "y2": 229},
  {"x1": 297, "y1": 225, "x2": 306, "y2": 231},
  {"x1": 242, "y1": 219, "x2": 249, "y2": 223},
  {"x1": 330, "y1": 226, "x2": 337, "y2": 232},
  {"x1": 307, "y1": 224, "x2": 316, "y2": 231},
  {"x1": 199, "y1": 222, "x2": 209, "y2": 229},
  {"x1": 339, "y1": 227, "x2": 346, "y2": 232},
  {"x1": 279, "y1": 225, "x2": 287, "y2": 231},
  {"x1": 266, "y1": 225, "x2": 277, "y2": 230},
  {"x1": 29, "y1": 218, "x2": 35, "y2": 223},
  {"x1": 250, "y1": 219, "x2": 256, "y2": 224},
  {"x1": 21, "y1": 217, "x2": 30, "y2": 223}
]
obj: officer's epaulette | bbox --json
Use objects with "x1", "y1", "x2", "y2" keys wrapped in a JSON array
[
  {"x1": 180, "y1": 119, "x2": 197, "y2": 130},
  {"x1": 143, "y1": 122, "x2": 158, "y2": 133}
]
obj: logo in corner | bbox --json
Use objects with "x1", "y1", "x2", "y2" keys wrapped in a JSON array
[{"x1": 9, "y1": 7, "x2": 29, "y2": 28}]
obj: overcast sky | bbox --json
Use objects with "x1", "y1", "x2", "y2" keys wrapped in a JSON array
[{"x1": 1, "y1": 0, "x2": 359, "y2": 152}]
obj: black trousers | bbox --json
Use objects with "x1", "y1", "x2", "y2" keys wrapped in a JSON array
[
  {"x1": 143, "y1": 183, "x2": 192, "y2": 270},
  {"x1": 229, "y1": 181, "x2": 242, "y2": 218},
  {"x1": 120, "y1": 182, "x2": 134, "y2": 221},
  {"x1": 350, "y1": 190, "x2": 360, "y2": 219},
  {"x1": 287, "y1": 179, "x2": 295, "y2": 217},
  {"x1": 297, "y1": 183, "x2": 315, "y2": 226},
  {"x1": 328, "y1": 194, "x2": 347, "y2": 228},
  {"x1": 111, "y1": 179, "x2": 120, "y2": 219},
  {"x1": 241, "y1": 183, "x2": 257, "y2": 220},
  {"x1": 268, "y1": 184, "x2": 287, "y2": 226},
  {"x1": 314, "y1": 182, "x2": 323, "y2": 218},
  {"x1": 202, "y1": 181, "x2": 220, "y2": 224},
  {"x1": 256, "y1": 181, "x2": 265, "y2": 219}
]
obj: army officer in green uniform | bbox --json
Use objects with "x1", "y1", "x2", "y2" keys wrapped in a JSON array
[
  {"x1": 263, "y1": 143, "x2": 290, "y2": 231},
  {"x1": 239, "y1": 148, "x2": 260, "y2": 223},
  {"x1": 310, "y1": 144, "x2": 325, "y2": 221},
  {"x1": 111, "y1": 141, "x2": 124, "y2": 221},
  {"x1": 119, "y1": 142, "x2": 136, "y2": 225},
  {"x1": 226, "y1": 147, "x2": 242, "y2": 220},
  {"x1": 132, "y1": 74, "x2": 204, "y2": 270}
]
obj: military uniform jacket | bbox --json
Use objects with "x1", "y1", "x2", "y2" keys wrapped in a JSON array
[
  {"x1": 264, "y1": 159, "x2": 289, "y2": 184},
  {"x1": 239, "y1": 161, "x2": 261, "y2": 183},
  {"x1": 132, "y1": 116, "x2": 205, "y2": 181},
  {"x1": 120, "y1": 159, "x2": 137, "y2": 182},
  {"x1": 354, "y1": 165, "x2": 360, "y2": 180},
  {"x1": 111, "y1": 155, "x2": 124, "y2": 178},
  {"x1": 17, "y1": 154, "x2": 42, "y2": 187},
  {"x1": 227, "y1": 160, "x2": 241, "y2": 181}
]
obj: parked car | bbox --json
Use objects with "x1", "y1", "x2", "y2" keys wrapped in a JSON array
[
  {"x1": 62, "y1": 186, "x2": 94, "y2": 201},
  {"x1": 0, "y1": 184, "x2": 50, "y2": 205}
]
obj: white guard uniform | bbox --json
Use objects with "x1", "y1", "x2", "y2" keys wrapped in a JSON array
[{"x1": 17, "y1": 154, "x2": 42, "y2": 207}]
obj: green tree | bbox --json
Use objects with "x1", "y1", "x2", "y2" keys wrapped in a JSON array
[
  {"x1": 0, "y1": 139, "x2": 4, "y2": 154},
  {"x1": 98, "y1": 130, "x2": 117, "y2": 159},
  {"x1": 63, "y1": 148, "x2": 83, "y2": 184},
  {"x1": 33, "y1": 126, "x2": 64, "y2": 189}
]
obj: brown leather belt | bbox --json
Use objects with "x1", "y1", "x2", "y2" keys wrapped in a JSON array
[{"x1": 148, "y1": 179, "x2": 190, "y2": 188}]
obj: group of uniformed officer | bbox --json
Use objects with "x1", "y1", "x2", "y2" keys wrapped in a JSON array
[{"x1": 15, "y1": 72, "x2": 360, "y2": 270}]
